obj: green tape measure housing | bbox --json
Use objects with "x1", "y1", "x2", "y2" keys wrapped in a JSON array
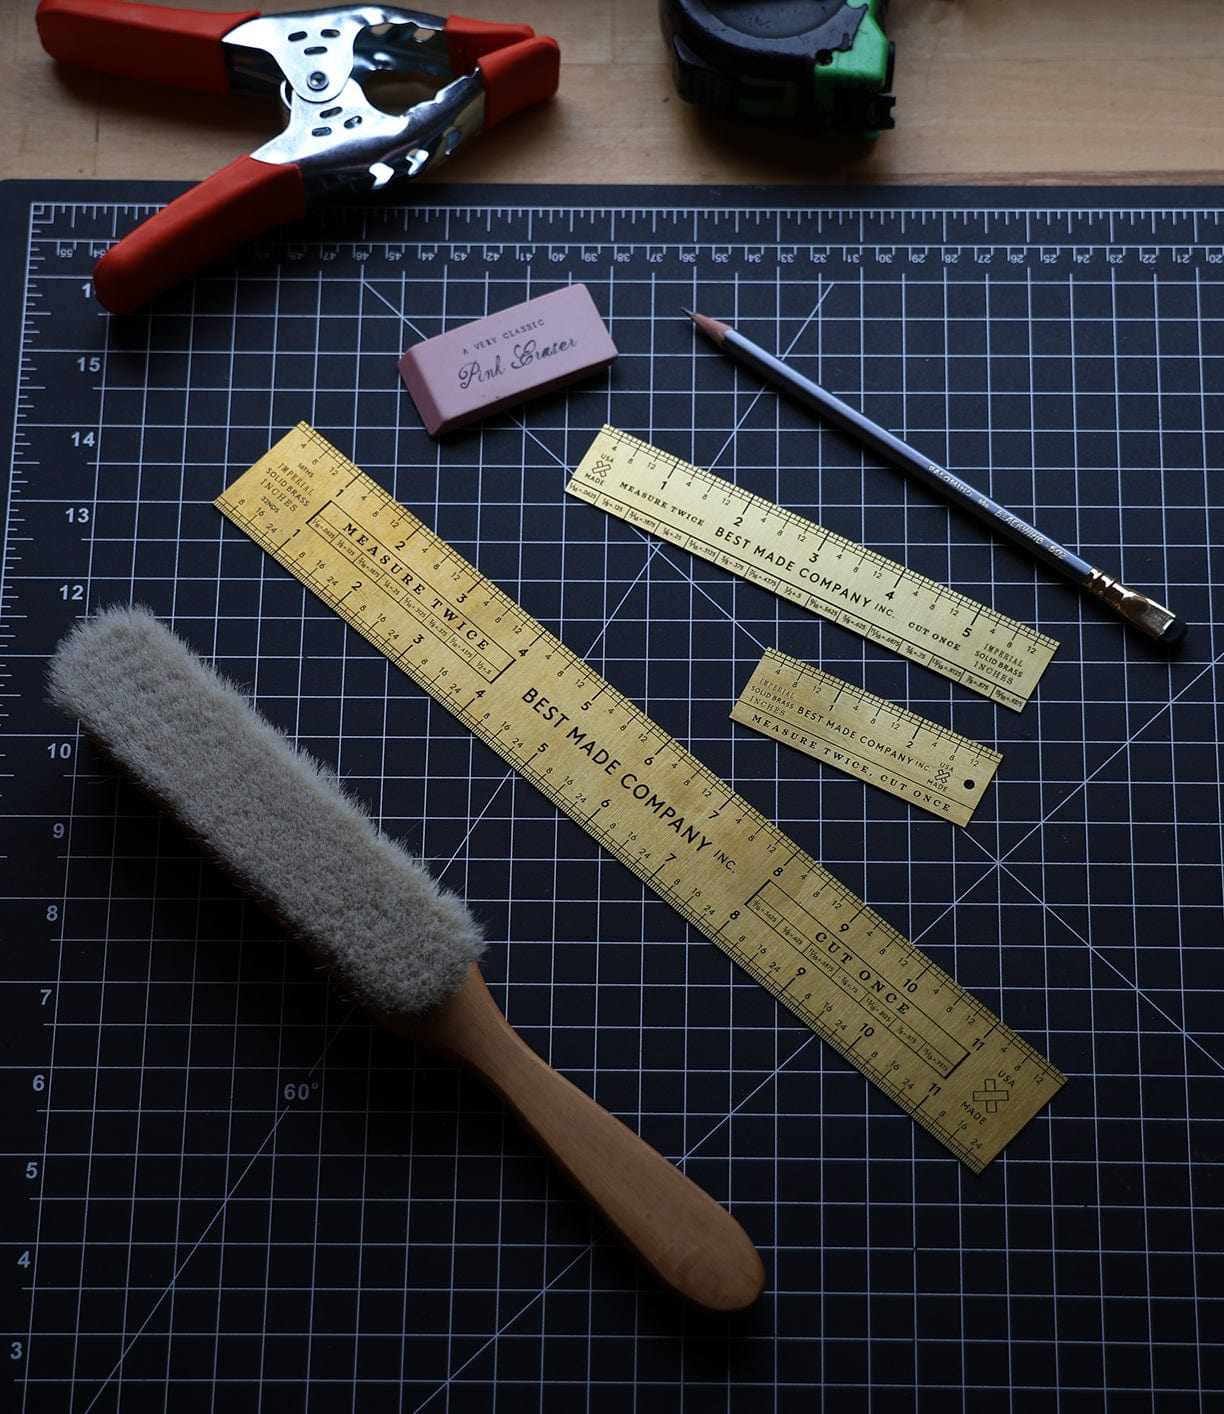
[{"x1": 660, "y1": 0, "x2": 895, "y2": 135}]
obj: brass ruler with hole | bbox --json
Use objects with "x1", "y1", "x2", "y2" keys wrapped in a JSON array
[
  {"x1": 216, "y1": 423, "x2": 1064, "y2": 1170},
  {"x1": 733, "y1": 649, "x2": 1002, "y2": 827},
  {"x1": 566, "y1": 425, "x2": 1058, "y2": 712}
]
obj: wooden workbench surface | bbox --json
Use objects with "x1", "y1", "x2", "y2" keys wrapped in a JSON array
[{"x1": 5, "y1": 0, "x2": 1222, "y2": 187}]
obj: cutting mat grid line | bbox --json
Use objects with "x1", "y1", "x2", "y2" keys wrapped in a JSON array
[{"x1": 2, "y1": 183, "x2": 1221, "y2": 1411}]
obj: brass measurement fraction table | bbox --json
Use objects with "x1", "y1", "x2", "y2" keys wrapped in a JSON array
[{"x1": 2, "y1": 183, "x2": 1220, "y2": 1411}]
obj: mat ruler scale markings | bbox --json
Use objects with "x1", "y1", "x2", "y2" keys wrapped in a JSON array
[
  {"x1": 568, "y1": 426, "x2": 1058, "y2": 712},
  {"x1": 216, "y1": 423, "x2": 1065, "y2": 1170},
  {"x1": 732, "y1": 649, "x2": 1002, "y2": 826}
]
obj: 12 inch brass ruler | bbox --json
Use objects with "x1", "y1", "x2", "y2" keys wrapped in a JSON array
[
  {"x1": 567, "y1": 426, "x2": 1058, "y2": 712},
  {"x1": 217, "y1": 424, "x2": 1064, "y2": 1170}
]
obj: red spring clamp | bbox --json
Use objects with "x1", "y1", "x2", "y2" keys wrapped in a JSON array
[{"x1": 36, "y1": 1, "x2": 561, "y2": 313}]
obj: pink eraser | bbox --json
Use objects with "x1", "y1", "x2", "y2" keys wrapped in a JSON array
[{"x1": 397, "y1": 283, "x2": 618, "y2": 436}]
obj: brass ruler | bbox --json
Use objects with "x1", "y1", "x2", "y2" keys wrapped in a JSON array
[
  {"x1": 733, "y1": 649, "x2": 1002, "y2": 827},
  {"x1": 567, "y1": 426, "x2": 1058, "y2": 713},
  {"x1": 216, "y1": 423, "x2": 1064, "y2": 1171}
]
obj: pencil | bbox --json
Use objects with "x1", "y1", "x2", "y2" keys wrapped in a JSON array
[{"x1": 687, "y1": 310, "x2": 1186, "y2": 646}]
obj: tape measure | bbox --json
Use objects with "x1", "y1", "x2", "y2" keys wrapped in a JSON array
[
  {"x1": 733, "y1": 649, "x2": 1002, "y2": 827},
  {"x1": 567, "y1": 426, "x2": 1058, "y2": 713},
  {"x1": 660, "y1": 0, "x2": 896, "y2": 135},
  {"x1": 216, "y1": 423, "x2": 1064, "y2": 1170}
]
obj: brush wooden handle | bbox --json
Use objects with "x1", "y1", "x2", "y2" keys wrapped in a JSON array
[
  {"x1": 48, "y1": 609, "x2": 759, "y2": 1309},
  {"x1": 393, "y1": 967, "x2": 765, "y2": 1313}
]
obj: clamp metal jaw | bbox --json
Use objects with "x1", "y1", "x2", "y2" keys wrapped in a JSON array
[
  {"x1": 230, "y1": 9, "x2": 509, "y2": 194},
  {"x1": 36, "y1": 2, "x2": 560, "y2": 313}
]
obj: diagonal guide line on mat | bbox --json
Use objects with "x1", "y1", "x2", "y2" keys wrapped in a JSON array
[
  {"x1": 529, "y1": 412, "x2": 1220, "y2": 1072},
  {"x1": 943, "y1": 653, "x2": 1224, "y2": 1073},
  {"x1": 76, "y1": 1004, "x2": 361, "y2": 1414},
  {"x1": 697, "y1": 278, "x2": 836, "y2": 474}
]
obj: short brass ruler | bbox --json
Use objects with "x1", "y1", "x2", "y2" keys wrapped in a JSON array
[
  {"x1": 216, "y1": 423, "x2": 1064, "y2": 1170},
  {"x1": 567, "y1": 426, "x2": 1058, "y2": 712},
  {"x1": 733, "y1": 649, "x2": 1002, "y2": 827}
]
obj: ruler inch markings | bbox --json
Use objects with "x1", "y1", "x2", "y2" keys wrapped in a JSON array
[
  {"x1": 733, "y1": 649, "x2": 1003, "y2": 826},
  {"x1": 216, "y1": 423, "x2": 1065, "y2": 1171},
  {"x1": 567, "y1": 426, "x2": 1057, "y2": 712}
]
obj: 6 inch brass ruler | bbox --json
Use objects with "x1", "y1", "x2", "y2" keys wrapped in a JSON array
[
  {"x1": 567, "y1": 426, "x2": 1058, "y2": 712},
  {"x1": 216, "y1": 424, "x2": 1064, "y2": 1171},
  {"x1": 732, "y1": 650, "x2": 1002, "y2": 827}
]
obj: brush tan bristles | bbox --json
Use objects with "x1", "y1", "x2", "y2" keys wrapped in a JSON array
[{"x1": 47, "y1": 605, "x2": 484, "y2": 1016}]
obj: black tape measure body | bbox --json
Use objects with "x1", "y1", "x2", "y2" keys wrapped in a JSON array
[{"x1": 660, "y1": 0, "x2": 895, "y2": 134}]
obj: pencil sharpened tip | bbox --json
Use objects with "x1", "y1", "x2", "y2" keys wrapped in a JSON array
[{"x1": 687, "y1": 310, "x2": 729, "y2": 345}]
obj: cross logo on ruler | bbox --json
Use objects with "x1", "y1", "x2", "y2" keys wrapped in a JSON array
[{"x1": 972, "y1": 1078, "x2": 1012, "y2": 1114}]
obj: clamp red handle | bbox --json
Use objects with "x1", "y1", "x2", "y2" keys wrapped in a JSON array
[
  {"x1": 36, "y1": 0, "x2": 258, "y2": 94},
  {"x1": 477, "y1": 36, "x2": 560, "y2": 128},
  {"x1": 93, "y1": 156, "x2": 306, "y2": 314},
  {"x1": 443, "y1": 15, "x2": 536, "y2": 73}
]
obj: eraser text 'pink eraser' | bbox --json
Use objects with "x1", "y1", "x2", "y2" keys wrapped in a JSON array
[{"x1": 398, "y1": 283, "x2": 618, "y2": 436}]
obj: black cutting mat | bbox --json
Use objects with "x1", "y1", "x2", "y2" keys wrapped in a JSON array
[{"x1": 1, "y1": 181, "x2": 1221, "y2": 1412}]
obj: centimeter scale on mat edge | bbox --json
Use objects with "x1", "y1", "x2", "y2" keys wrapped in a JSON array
[
  {"x1": 27, "y1": 195, "x2": 1224, "y2": 233},
  {"x1": 28, "y1": 237, "x2": 1224, "y2": 274},
  {"x1": 215, "y1": 424, "x2": 1065, "y2": 1171}
]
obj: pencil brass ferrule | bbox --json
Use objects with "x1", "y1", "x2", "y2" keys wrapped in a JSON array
[{"x1": 1083, "y1": 569, "x2": 1186, "y2": 645}]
